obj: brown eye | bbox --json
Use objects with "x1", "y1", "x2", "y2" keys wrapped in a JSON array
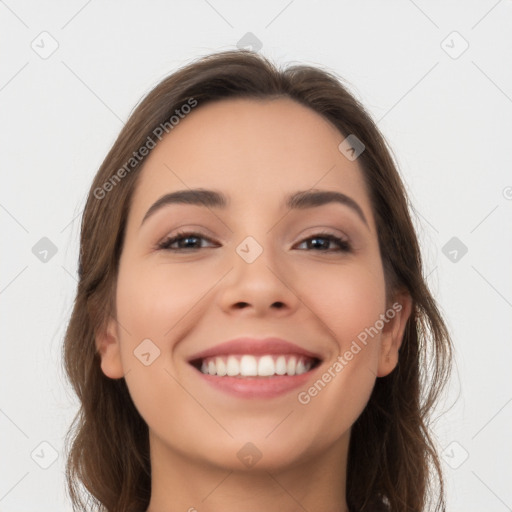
[
  {"x1": 157, "y1": 231, "x2": 218, "y2": 251},
  {"x1": 295, "y1": 233, "x2": 351, "y2": 252}
]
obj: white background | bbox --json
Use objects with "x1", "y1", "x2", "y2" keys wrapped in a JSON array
[{"x1": 1, "y1": 1, "x2": 511, "y2": 510}]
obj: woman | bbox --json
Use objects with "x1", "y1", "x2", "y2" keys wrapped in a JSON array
[{"x1": 63, "y1": 49, "x2": 453, "y2": 512}]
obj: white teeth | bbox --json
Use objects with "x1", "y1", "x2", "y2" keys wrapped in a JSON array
[
  {"x1": 226, "y1": 356, "x2": 239, "y2": 376},
  {"x1": 275, "y1": 355, "x2": 287, "y2": 375},
  {"x1": 287, "y1": 357, "x2": 296, "y2": 375},
  {"x1": 257, "y1": 355, "x2": 275, "y2": 376},
  {"x1": 240, "y1": 355, "x2": 258, "y2": 376},
  {"x1": 215, "y1": 357, "x2": 227, "y2": 376},
  {"x1": 198, "y1": 354, "x2": 315, "y2": 377},
  {"x1": 296, "y1": 359, "x2": 307, "y2": 375}
]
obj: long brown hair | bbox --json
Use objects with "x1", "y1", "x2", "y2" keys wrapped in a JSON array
[{"x1": 62, "y1": 49, "x2": 452, "y2": 512}]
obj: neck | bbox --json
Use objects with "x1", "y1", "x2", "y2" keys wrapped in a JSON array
[{"x1": 145, "y1": 431, "x2": 350, "y2": 512}]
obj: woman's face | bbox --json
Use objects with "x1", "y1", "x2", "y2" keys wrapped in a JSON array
[{"x1": 97, "y1": 97, "x2": 410, "y2": 472}]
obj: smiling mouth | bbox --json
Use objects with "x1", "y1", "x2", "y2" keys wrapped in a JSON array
[{"x1": 190, "y1": 354, "x2": 322, "y2": 378}]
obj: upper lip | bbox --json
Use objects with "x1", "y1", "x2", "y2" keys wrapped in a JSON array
[{"x1": 187, "y1": 337, "x2": 323, "y2": 363}]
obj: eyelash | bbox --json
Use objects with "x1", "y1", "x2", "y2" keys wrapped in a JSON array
[{"x1": 156, "y1": 230, "x2": 351, "y2": 253}]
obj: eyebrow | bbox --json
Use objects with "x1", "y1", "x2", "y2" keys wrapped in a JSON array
[{"x1": 140, "y1": 188, "x2": 369, "y2": 228}]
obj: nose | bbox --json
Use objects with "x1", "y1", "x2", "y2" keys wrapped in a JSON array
[{"x1": 217, "y1": 240, "x2": 300, "y2": 317}]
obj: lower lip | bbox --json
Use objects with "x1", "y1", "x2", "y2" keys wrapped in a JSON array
[{"x1": 193, "y1": 366, "x2": 318, "y2": 399}]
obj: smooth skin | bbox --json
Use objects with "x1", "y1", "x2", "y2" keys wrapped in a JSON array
[{"x1": 96, "y1": 97, "x2": 412, "y2": 512}]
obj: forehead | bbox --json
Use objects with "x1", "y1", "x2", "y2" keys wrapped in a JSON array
[{"x1": 129, "y1": 97, "x2": 373, "y2": 225}]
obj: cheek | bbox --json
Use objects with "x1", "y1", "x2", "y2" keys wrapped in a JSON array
[
  {"x1": 294, "y1": 257, "x2": 387, "y2": 352},
  {"x1": 298, "y1": 259, "x2": 386, "y2": 424},
  {"x1": 113, "y1": 261, "x2": 213, "y2": 429},
  {"x1": 293, "y1": 264, "x2": 385, "y2": 438},
  {"x1": 115, "y1": 260, "x2": 217, "y2": 345}
]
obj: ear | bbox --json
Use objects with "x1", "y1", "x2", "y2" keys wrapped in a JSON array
[
  {"x1": 377, "y1": 291, "x2": 413, "y2": 378},
  {"x1": 95, "y1": 315, "x2": 125, "y2": 379}
]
